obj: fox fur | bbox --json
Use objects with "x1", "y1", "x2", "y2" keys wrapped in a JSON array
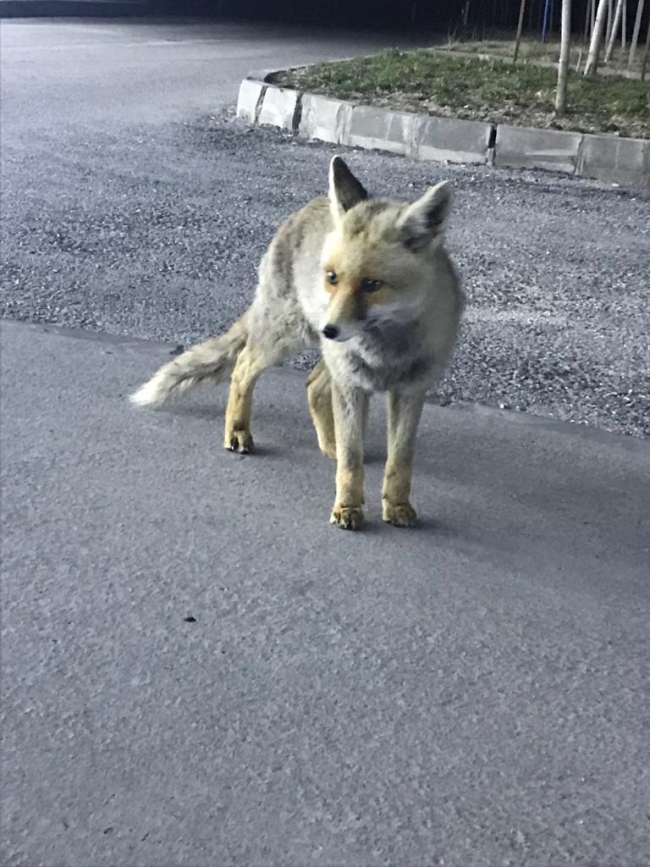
[{"x1": 131, "y1": 157, "x2": 464, "y2": 529}]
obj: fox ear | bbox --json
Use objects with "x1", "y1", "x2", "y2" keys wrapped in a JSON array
[
  {"x1": 329, "y1": 156, "x2": 368, "y2": 221},
  {"x1": 398, "y1": 181, "x2": 452, "y2": 250}
]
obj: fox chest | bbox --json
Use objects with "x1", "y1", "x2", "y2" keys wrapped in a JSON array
[{"x1": 325, "y1": 341, "x2": 435, "y2": 393}]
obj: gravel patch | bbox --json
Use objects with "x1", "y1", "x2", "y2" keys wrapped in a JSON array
[{"x1": 1, "y1": 111, "x2": 648, "y2": 436}]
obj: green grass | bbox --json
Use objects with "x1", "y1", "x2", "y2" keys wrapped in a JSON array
[
  {"x1": 448, "y1": 35, "x2": 646, "y2": 74},
  {"x1": 278, "y1": 50, "x2": 649, "y2": 139}
]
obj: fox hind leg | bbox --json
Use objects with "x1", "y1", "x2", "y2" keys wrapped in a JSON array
[
  {"x1": 225, "y1": 332, "x2": 300, "y2": 453},
  {"x1": 224, "y1": 342, "x2": 271, "y2": 452}
]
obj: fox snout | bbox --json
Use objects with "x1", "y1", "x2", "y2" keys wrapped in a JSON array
[
  {"x1": 321, "y1": 319, "x2": 358, "y2": 342},
  {"x1": 320, "y1": 286, "x2": 364, "y2": 342},
  {"x1": 322, "y1": 324, "x2": 340, "y2": 340}
]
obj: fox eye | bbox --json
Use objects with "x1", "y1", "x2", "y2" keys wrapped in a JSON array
[
  {"x1": 325, "y1": 270, "x2": 338, "y2": 285},
  {"x1": 361, "y1": 278, "x2": 382, "y2": 293}
]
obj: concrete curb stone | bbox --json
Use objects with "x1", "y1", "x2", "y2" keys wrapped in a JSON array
[
  {"x1": 258, "y1": 86, "x2": 300, "y2": 131},
  {"x1": 342, "y1": 104, "x2": 418, "y2": 156},
  {"x1": 236, "y1": 71, "x2": 649, "y2": 189},
  {"x1": 577, "y1": 134, "x2": 650, "y2": 186},
  {"x1": 299, "y1": 94, "x2": 351, "y2": 144},
  {"x1": 236, "y1": 78, "x2": 266, "y2": 124},
  {"x1": 494, "y1": 125, "x2": 583, "y2": 175},
  {"x1": 415, "y1": 115, "x2": 494, "y2": 165}
]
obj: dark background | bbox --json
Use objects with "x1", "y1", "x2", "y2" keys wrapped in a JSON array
[{"x1": 3, "y1": 0, "x2": 647, "y2": 39}]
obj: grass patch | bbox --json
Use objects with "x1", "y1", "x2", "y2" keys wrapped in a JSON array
[
  {"x1": 274, "y1": 50, "x2": 650, "y2": 139},
  {"x1": 448, "y1": 34, "x2": 646, "y2": 75}
]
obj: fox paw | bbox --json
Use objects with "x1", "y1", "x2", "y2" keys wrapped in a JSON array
[
  {"x1": 330, "y1": 505, "x2": 364, "y2": 531},
  {"x1": 382, "y1": 500, "x2": 418, "y2": 528},
  {"x1": 225, "y1": 429, "x2": 254, "y2": 454}
]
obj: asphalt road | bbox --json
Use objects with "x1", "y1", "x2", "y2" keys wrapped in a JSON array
[
  {"x1": 1, "y1": 18, "x2": 650, "y2": 867},
  {"x1": 3, "y1": 320, "x2": 650, "y2": 867}
]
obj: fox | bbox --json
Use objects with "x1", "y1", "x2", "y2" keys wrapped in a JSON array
[{"x1": 130, "y1": 156, "x2": 464, "y2": 530}]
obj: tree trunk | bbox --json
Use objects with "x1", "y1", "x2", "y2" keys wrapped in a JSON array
[
  {"x1": 641, "y1": 16, "x2": 650, "y2": 79},
  {"x1": 550, "y1": 0, "x2": 555, "y2": 35},
  {"x1": 556, "y1": 0, "x2": 572, "y2": 113},
  {"x1": 606, "y1": 0, "x2": 613, "y2": 45},
  {"x1": 513, "y1": 0, "x2": 528, "y2": 62},
  {"x1": 628, "y1": 0, "x2": 645, "y2": 67},
  {"x1": 584, "y1": 0, "x2": 610, "y2": 74},
  {"x1": 604, "y1": 0, "x2": 624, "y2": 62},
  {"x1": 584, "y1": 0, "x2": 593, "y2": 41},
  {"x1": 542, "y1": 0, "x2": 552, "y2": 42}
]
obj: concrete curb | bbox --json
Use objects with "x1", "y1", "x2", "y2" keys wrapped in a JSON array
[
  {"x1": 236, "y1": 71, "x2": 649, "y2": 189},
  {"x1": 494, "y1": 125, "x2": 583, "y2": 175}
]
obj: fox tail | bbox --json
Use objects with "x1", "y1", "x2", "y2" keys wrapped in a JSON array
[{"x1": 129, "y1": 313, "x2": 248, "y2": 408}]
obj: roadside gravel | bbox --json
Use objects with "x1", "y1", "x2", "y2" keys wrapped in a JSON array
[{"x1": 2, "y1": 111, "x2": 648, "y2": 436}]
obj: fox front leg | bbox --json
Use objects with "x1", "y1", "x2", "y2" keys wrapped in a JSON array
[
  {"x1": 382, "y1": 388, "x2": 427, "y2": 527},
  {"x1": 330, "y1": 382, "x2": 366, "y2": 530}
]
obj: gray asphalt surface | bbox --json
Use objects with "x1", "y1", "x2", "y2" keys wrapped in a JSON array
[
  {"x1": 2, "y1": 19, "x2": 650, "y2": 867},
  {"x1": 3, "y1": 320, "x2": 650, "y2": 867},
  {"x1": 1, "y1": 20, "x2": 649, "y2": 436}
]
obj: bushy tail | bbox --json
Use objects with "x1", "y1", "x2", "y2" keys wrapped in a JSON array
[{"x1": 130, "y1": 313, "x2": 249, "y2": 408}]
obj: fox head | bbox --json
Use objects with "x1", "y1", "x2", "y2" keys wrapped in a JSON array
[{"x1": 320, "y1": 156, "x2": 452, "y2": 343}]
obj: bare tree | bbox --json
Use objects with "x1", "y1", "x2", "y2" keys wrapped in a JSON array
[
  {"x1": 584, "y1": 0, "x2": 610, "y2": 74},
  {"x1": 513, "y1": 0, "x2": 528, "y2": 63},
  {"x1": 604, "y1": 0, "x2": 624, "y2": 62},
  {"x1": 641, "y1": 15, "x2": 650, "y2": 80},
  {"x1": 606, "y1": 0, "x2": 614, "y2": 44},
  {"x1": 584, "y1": 0, "x2": 594, "y2": 41},
  {"x1": 628, "y1": 0, "x2": 646, "y2": 67},
  {"x1": 556, "y1": 0, "x2": 573, "y2": 113}
]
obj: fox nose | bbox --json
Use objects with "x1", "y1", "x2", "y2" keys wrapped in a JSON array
[{"x1": 322, "y1": 324, "x2": 339, "y2": 340}]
